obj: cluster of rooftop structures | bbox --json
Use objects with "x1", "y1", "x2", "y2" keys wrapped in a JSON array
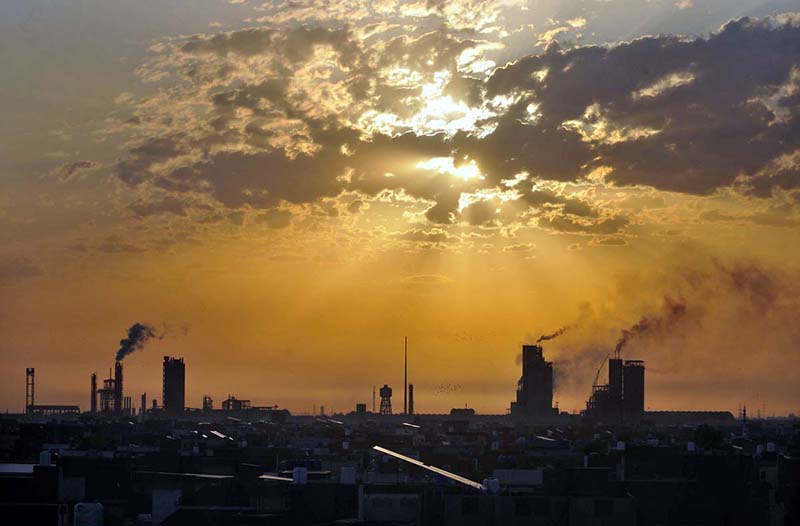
[
  {"x1": 1, "y1": 401, "x2": 798, "y2": 525},
  {"x1": 8, "y1": 341, "x2": 798, "y2": 525}
]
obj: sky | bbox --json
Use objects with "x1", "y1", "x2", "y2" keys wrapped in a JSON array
[{"x1": 1, "y1": 0, "x2": 799, "y2": 416}]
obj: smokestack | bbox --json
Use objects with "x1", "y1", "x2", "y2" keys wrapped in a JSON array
[
  {"x1": 403, "y1": 336, "x2": 408, "y2": 415},
  {"x1": 114, "y1": 362, "x2": 123, "y2": 415},
  {"x1": 90, "y1": 373, "x2": 97, "y2": 413},
  {"x1": 408, "y1": 384, "x2": 414, "y2": 415}
]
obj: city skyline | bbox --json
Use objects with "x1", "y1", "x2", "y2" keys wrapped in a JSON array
[{"x1": 2, "y1": 0, "x2": 800, "y2": 416}]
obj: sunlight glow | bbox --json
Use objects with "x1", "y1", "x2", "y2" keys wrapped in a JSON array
[{"x1": 416, "y1": 157, "x2": 484, "y2": 181}]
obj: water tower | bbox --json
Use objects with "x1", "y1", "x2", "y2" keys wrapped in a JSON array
[{"x1": 379, "y1": 384, "x2": 393, "y2": 415}]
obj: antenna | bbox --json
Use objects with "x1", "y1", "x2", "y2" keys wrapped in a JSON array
[
  {"x1": 372, "y1": 386, "x2": 375, "y2": 412},
  {"x1": 404, "y1": 336, "x2": 408, "y2": 415}
]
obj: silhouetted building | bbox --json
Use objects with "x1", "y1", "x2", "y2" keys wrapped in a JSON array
[
  {"x1": 90, "y1": 373, "x2": 97, "y2": 413},
  {"x1": 221, "y1": 395, "x2": 250, "y2": 411},
  {"x1": 609, "y1": 358, "x2": 623, "y2": 414},
  {"x1": 98, "y1": 369, "x2": 116, "y2": 413},
  {"x1": 586, "y1": 358, "x2": 645, "y2": 422},
  {"x1": 114, "y1": 362, "x2": 123, "y2": 415},
  {"x1": 162, "y1": 356, "x2": 185, "y2": 416},
  {"x1": 408, "y1": 384, "x2": 414, "y2": 415},
  {"x1": 25, "y1": 368, "x2": 34, "y2": 414},
  {"x1": 511, "y1": 345, "x2": 557, "y2": 418},
  {"x1": 623, "y1": 360, "x2": 645, "y2": 416},
  {"x1": 379, "y1": 384, "x2": 392, "y2": 415},
  {"x1": 202, "y1": 395, "x2": 213, "y2": 411}
]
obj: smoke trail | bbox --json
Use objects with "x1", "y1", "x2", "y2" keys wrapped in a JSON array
[
  {"x1": 115, "y1": 323, "x2": 163, "y2": 361},
  {"x1": 537, "y1": 326, "x2": 570, "y2": 343},
  {"x1": 614, "y1": 296, "x2": 687, "y2": 356}
]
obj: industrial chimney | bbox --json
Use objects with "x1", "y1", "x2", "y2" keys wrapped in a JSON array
[
  {"x1": 114, "y1": 362, "x2": 123, "y2": 415},
  {"x1": 90, "y1": 373, "x2": 97, "y2": 413}
]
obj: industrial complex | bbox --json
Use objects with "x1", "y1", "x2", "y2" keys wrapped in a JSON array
[{"x1": 4, "y1": 338, "x2": 798, "y2": 526}]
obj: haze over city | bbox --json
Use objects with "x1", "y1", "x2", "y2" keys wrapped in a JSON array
[{"x1": 1, "y1": 0, "x2": 799, "y2": 417}]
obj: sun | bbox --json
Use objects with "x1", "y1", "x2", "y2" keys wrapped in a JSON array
[{"x1": 416, "y1": 157, "x2": 484, "y2": 181}]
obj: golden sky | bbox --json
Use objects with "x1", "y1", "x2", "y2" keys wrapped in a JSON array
[{"x1": 1, "y1": 0, "x2": 799, "y2": 415}]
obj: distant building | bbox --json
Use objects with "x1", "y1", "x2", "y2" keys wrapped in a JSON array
[
  {"x1": 162, "y1": 356, "x2": 185, "y2": 416},
  {"x1": 511, "y1": 345, "x2": 558, "y2": 419},
  {"x1": 221, "y1": 395, "x2": 250, "y2": 411},
  {"x1": 379, "y1": 385, "x2": 392, "y2": 415},
  {"x1": 585, "y1": 358, "x2": 645, "y2": 422}
]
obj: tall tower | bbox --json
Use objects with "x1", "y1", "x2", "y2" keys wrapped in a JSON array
[
  {"x1": 114, "y1": 362, "x2": 123, "y2": 415},
  {"x1": 408, "y1": 384, "x2": 414, "y2": 415},
  {"x1": 622, "y1": 360, "x2": 645, "y2": 417},
  {"x1": 162, "y1": 356, "x2": 186, "y2": 416},
  {"x1": 379, "y1": 384, "x2": 392, "y2": 415},
  {"x1": 403, "y1": 336, "x2": 408, "y2": 414},
  {"x1": 511, "y1": 345, "x2": 554, "y2": 418},
  {"x1": 608, "y1": 358, "x2": 623, "y2": 420},
  {"x1": 25, "y1": 368, "x2": 35, "y2": 414},
  {"x1": 90, "y1": 373, "x2": 97, "y2": 413}
]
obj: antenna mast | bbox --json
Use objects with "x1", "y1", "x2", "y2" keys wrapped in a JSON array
[{"x1": 403, "y1": 336, "x2": 408, "y2": 414}]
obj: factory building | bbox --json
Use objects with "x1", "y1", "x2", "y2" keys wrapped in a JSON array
[
  {"x1": 162, "y1": 356, "x2": 185, "y2": 416},
  {"x1": 510, "y1": 344, "x2": 558, "y2": 419},
  {"x1": 585, "y1": 358, "x2": 645, "y2": 422}
]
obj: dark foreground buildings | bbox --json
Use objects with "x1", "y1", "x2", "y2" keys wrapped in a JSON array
[
  {"x1": 7, "y1": 344, "x2": 797, "y2": 525},
  {"x1": 1, "y1": 407, "x2": 797, "y2": 526}
]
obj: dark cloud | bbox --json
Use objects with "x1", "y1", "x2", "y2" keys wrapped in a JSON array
[
  {"x1": 180, "y1": 26, "x2": 360, "y2": 65},
  {"x1": 591, "y1": 236, "x2": 629, "y2": 246},
  {"x1": 254, "y1": 208, "x2": 293, "y2": 229},
  {"x1": 97, "y1": 235, "x2": 145, "y2": 254},
  {"x1": 113, "y1": 14, "x2": 800, "y2": 236},
  {"x1": 538, "y1": 214, "x2": 630, "y2": 235},
  {"x1": 477, "y1": 15, "x2": 800, "y2": 194},
  {"x1": 129, "y1": 196, "x2": 188, "y2": 217},
  {"x1": 50, "y1": 160, "x2": 101, "y2": 182}
]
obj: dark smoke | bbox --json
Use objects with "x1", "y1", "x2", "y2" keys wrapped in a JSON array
[
  {"x1": 614, "y1": 296, "x2": 687, "y2": 356},
  {"x1": 115, "y1": 323, "x2": 163, "y2": 361},
  {"x1": 537, "y1": 326, "x2": 570, "y2": 343}
]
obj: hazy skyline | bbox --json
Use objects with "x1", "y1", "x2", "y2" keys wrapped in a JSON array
[{"x1": 2, "y1": 0, "x2": 799, "y2": 415}]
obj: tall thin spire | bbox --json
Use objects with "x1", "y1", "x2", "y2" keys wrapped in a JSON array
[{"x1": 403, "y1": 336, "x2": 408, "y2": 414}]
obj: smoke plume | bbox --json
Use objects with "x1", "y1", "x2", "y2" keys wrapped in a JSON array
[
  {"x1": 537, "y1": 326, "x2": 570, "y2": 343},
  {"x1": 115, "y1": 322, "x2": 163, "y2": 361},
  {"x1": 614, "y1": 296, "x2": 687, "y2": 356}
]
